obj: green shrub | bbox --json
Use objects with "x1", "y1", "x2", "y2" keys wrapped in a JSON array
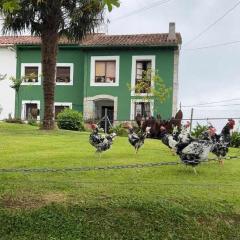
[
  {"x1": 57, "y1": 109, "x2": 84, "y2": 131},
  {"x1": 28, "y1": 119, "x2": 39, "y2": 127},
  {"x1": 109, "y1": 123, "x2": 128, "y2": 137},
  {"x1": 4, "y1": 118, "x2": 24, "y2": 124},
  {"x1": 230, "y1": 132, "x2": 240, "y2": 148},
  {"x1": 191, "y1": 123, "x2": 208, "y2": 138}
]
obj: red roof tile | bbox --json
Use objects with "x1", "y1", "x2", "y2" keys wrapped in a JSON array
[{"x1": 0, "y1": 33, "x2": 182, "y2": 47}]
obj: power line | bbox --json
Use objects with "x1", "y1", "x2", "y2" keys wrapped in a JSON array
[
  {"x1": 183, "y1": 0, "x2": 240, "y2": 47},
  {"x1": 182, "y1": 98, "x2": 240, "y2": 107},
  {"x1": 182, "y1": 40, "x2": 240, "y2": 51},
  {"x1": 183, "y1": 104, "x2": 240, "y2": 108},
  {"x1": 110, "y1": 0, "x2": 173, "y2": 22}
]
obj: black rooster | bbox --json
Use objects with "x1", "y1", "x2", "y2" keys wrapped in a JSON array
[
  {"x1": 89, "y1": 124, "x2": 117, "y2": 159},
  {"x1": 210, "y1": 119, "x2": 235, "y2": 165}
]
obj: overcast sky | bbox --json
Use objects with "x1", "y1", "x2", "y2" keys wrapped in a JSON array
[
  {"x1": 1, "y1": 0, "x2": 240, "y2": 131},
  {"x1": 106, "y1": 0, "x2": 240, "y2": 131}
]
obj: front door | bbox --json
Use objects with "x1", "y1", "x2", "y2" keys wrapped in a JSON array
[{"x1": 101, "y1": 106, "x2": 114, "y2": 132}]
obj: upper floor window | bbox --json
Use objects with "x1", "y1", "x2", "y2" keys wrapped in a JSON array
[
  {"x1": 135, "y1": 60, "x2": 152, "y2": 94},
  {"x1": 56, "y1": 63, "x2": 74, "y2": 85},
  {"x1": 21, "y1": 64, "x2": 41, "y2": 85},
  {"x1": 91, "y1": 56, "x2": 120, "y2": 87},
  {"x1": 95, "y1": 61, "x2": 116, "y2": 84},
  {"x1": 131, "y1": 56, "x2": 155, "y2": 96}
]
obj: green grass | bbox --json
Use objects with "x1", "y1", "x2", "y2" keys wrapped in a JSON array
[{"x1": 0, "y1": 122, "x2": 240, "y2": 240}]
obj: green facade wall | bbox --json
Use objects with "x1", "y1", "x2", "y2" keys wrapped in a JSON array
[{"x1": 16, "y1": 45, "x2": 176, "y2": 121}]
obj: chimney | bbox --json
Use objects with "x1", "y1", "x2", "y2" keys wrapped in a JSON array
[{"x1": 167, "y1": 22, "x2": 176, "y2": 41}]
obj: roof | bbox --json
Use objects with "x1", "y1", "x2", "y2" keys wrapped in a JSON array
[{"x1": 0, "y1": 33, "x2": 182, "y2": 48}]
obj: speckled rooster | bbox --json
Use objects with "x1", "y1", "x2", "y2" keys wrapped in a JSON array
[{"x1": 89, "y1": 124, "x2": 117, "y2": 159}]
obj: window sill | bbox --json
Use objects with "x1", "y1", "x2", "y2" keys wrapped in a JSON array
[
  {"x1": 90, "y1": 82, "x2": 119, "y2": 87},
  {"x1": 56, "y1": 82, "x2": 73, "y2": 86},
  {"x1": 22, "y1": 82, "x2": 41, "y2": 86}
]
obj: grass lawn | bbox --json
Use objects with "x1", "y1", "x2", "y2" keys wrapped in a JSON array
[{"x1": 0, "y1": 122, "x2": 240, "y2": 240}]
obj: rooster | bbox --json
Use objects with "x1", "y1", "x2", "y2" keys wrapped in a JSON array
[
  {"x1": 160, "y1": 125, "x2": 179, "y2": 155},
  {"x1": 179, "y1": 130, "x2": 214, "y2": 174},
  {"x1": 127, "y1": 124, "x2": 151, "y2": 153},
  {"x1": 175, "y1": 121, "x2": 194, "y2": 155},
  {"x1": 89, "y1": 124, "x2": 117, "y2": 159},
  {"x1": 210, "y1": 119, "x2": 235, "y2": 165}
]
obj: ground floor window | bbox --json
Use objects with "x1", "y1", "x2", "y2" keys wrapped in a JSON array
[
  {"x1": 54, "y1": 102, "x2": 72, "y2": 119},
  {"x1": 130, "y1": 99, "x2": 154, "y2": 120},
  {"x1": 135, "y1": 102, "x2": 151, "y2": 118},
  {"x1": 21, "y1": 101, "x2": 40, "y2": 120}
]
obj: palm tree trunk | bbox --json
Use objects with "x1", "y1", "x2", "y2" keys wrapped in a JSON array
[{"x1": 41, "y1": 30, "x2": 58, "y2": 130}]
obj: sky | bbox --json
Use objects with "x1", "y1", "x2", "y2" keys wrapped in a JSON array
[
  {"x1": 0, "y1": 0, "x2": 240, "y2": 131},
  {"x1": 105, "y1": 0, "x2": 240, "y2": 131}
]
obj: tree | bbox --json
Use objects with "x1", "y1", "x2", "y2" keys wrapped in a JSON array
[{"x1": 0, "y1": 0, "x2": 120, "y2": 130}]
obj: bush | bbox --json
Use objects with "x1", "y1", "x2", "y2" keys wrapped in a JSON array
[
  {"x1": 4, "y1": 118, "x2": 24, "y2": 124},
  {"x1": 57, "y1": 109, "x2": 84, "y2": 131},
  {"x1": 191, "y1": 123, "x2": 208, "y2": 138},
  {"x1": 230, "y1": 132, "x2": 240, "y2": 148},
  {"x1": 109, "y1": 123, "x2": 128, "y2": 137},
  {"x1": 28, "y1": 119, "x2": 39, "y2": 127}
]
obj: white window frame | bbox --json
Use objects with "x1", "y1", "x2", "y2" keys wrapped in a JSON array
[
  {"x1": 54, "y1": 102, "x2": 73, "y2": 109},
  {"x1": 130, "y1": 99, "x2": 154, "y2": 120},
  {"x1": 54, "y1": 102, "x2": 73, "y2": 118},
  {"x1": 21, "y1": 100, "x2": 41, "y2": 121},
  {"x1": 21, "y1": 63, "x2": 42, "y2": 86},
  {"x1": 90, "y1": 56, "x2": 120, "y2": 87},
  {"x1": 56, "y1": 63, "x2": 74, "y2": 86},
  {"x1": 131, "y1": 55, "x2": 156, "y2": 97}
]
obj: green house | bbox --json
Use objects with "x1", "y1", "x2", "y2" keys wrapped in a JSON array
[{"x1": 14, "y1": 23, "x2": 182, "y2": 123}]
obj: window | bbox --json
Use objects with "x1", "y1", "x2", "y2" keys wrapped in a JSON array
[
  {"x1": 25, "y1": 103, "x2": 39, "y2": 120},
  {"x1": 54, "y1": 102, "x2": 72, "y2": 119},
  {"x1": 95, "y1": 61, "x2": 116, "y2": 83},
  {"x1": 135, "y1": 102, "x2": 151, "y2": 118},
  {"x1": 56, "y1": 67, "x2": 71, "y2": 83},
  {"x1": 131, "y1": 56, "x2": 155, "y2": 96},
  {"x1": 21, "y1": 64, "x2": 41, "y2": 85},
  {"x1": 25, "y1": 67, "x2": 39, "y2": 83},
  {"x1": 21, "y1": 101, "x2": 40, "y2": 120},
  {"x1": 130, "y1": 99, "x2": 154, "y2": 120},
  {"x1": 91, "y1": 56, "x2": 120, "y2": 86},
  {"x1": 135, "y1": 61, "x2": 152, "y2": 94},
  {"x1": 56, "y1": 64, "x2": 74, "y2": 85}
]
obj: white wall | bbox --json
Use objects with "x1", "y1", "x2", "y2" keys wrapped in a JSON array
[{"x1": 0, "y1": 47, "x2": 16, "y2": 120}]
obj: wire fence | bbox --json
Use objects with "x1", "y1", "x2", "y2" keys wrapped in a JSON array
[{"x1": 0, "y1": 155, "x2": 239, "y2": 174}]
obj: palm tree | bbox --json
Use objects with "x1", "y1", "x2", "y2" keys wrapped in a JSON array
[{"x1": 0, "y1": 0, "x2": 120, "y2": 130}]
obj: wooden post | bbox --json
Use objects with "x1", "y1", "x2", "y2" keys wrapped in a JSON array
[
  {"x1": 104, "y1": 108, "x2": 108, "y2": 133},
  {"x1": 190, "y1": 108, "x2": 194, "y2": 132}
]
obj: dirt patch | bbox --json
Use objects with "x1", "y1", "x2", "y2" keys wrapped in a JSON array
[
  {"x1": 42, "y1": 192, "x2": 67, "y2": 204},
  {"x1": 1, "y1": 192, "x2": 67, "y2": 210}
]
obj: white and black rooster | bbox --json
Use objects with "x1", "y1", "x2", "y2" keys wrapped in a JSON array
[
  {"x1": 179, "y1": 129, "x2": 216, "y2": 174},
  {"x1": 127, "y1": 124, "x2": 151, "y2": 154},
  {"x1": 160, "y1": 122, "x2": 192, "y2": 155},
  {"x1": 89, "y1": 124, "x2": 117, "y2": 159}
]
